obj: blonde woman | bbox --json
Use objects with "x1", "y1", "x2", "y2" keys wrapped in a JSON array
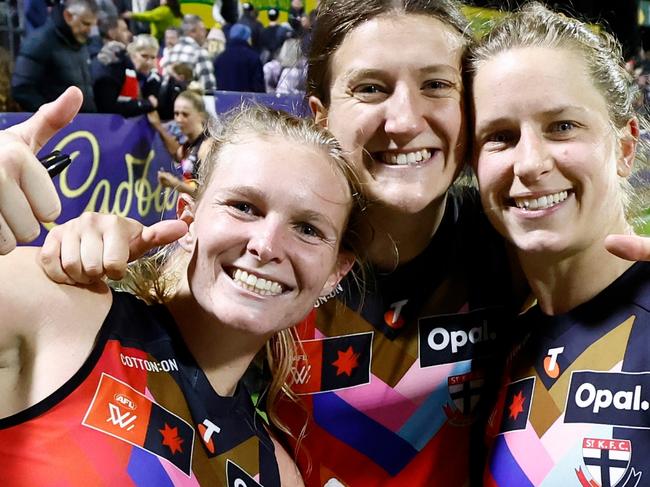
[{"x1": 0, "y1": 88, "x2": 362, "y2": 485}]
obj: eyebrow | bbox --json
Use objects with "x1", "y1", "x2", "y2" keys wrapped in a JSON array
[
  {"x1": 342, "y1": 64, "x2": 460, "y2": 83},
  {"x1": 475, "y1": 105, "x2": 590, "y2": 133}
]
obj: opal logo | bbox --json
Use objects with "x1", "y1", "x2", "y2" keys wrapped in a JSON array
[
  {"x1": 419, "y1": 308, "x2": 502, "y2": 367},
  {"x1": 566, "y1": 371, "x2": 650, "y2": 429}
]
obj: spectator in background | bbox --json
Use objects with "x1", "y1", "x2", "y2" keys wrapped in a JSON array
[
  {"x1": 92, "y1": 34, "x2": 160, "y2": 117},
  {"x1": 12, "y1": 0, "x2": 98, "y2": 112},
  {"x1": 157, "y1": 62, "x2": 192, "y2": 120},
  {"x1": 238, "y1": 2, "x2": 263, "y2": 53},
  {"x1": 205, "y1": 25, "x2": 226, "y2": 60},
  {"x1": 161, "y1": 14, "x2": 216, "y2": 92},
  {"x1": 88, "y1": 13, "x2": 133, "y2": 58},
  {"x1": 274, "y1": 37, "x2": 306, "y2": 94},
  {"x1": 23, "y1": 0, "x2": 49, "y2": 35},
  {"x1": 259, "y1": 7, "x2": 289, "y2": 64},
  {"x1": 159, "y1": 26, "x2": 180, "y2": 60},
  {"x1": 0, "y1": 47, "x2": 20, "y2": 111},
  {"x1": 122, "y1": 0, "x2": 182, "y2": 43},
  {"x1": 149, "y1": 87, "x2": 208, "y2": 194},
  {"x1": 214, "y1": 23, "x2": 264, "y2": 93},
  {"x1": 287, "y1": 0, "x2": 304, "y2": 35}
]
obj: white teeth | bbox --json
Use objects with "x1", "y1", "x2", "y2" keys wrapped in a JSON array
[
  {"x1": 513, "y1": 190, "x2": 569, "y2": 211},
  {"x1": 231, "y1": 268, "x2": 284, "y2": 296},
  {"x1": 381, "y1": 149, "x2": 432, "y2": 165}
]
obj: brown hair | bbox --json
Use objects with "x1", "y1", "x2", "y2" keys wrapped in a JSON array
[{"x1": 307, "y1": 0, "x2": 473, "y2": 105}]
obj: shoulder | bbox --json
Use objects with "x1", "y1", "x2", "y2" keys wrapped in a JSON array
[{"x1": 0, "y1": 247, "x2": 111, "y2": 339}]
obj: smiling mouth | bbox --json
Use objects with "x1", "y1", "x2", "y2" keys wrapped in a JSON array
[
  {"x1": 510, "y1": 190, "x2": 571, "y2": 211},
  {"x1": 229, "y1": 268, "x2": 288, "y2": 296},
  {"x1": 374, "y1": 148, "x2": 434, "y2": 166}
]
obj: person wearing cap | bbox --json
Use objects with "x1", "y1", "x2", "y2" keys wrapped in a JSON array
[
  {"x1": 259, "y1": 7, "x2": 289, "y2": 64},
  {"x1": 238, "y1": 2, "x2": 263, "y2": 52},
  {"x1": 214, "y1": 22, "x2": 264, "y2": 92}
]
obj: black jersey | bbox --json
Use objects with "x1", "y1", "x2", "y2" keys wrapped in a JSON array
[{"x1": 0, "y1": 289, "x2": 280, "y2": 486}]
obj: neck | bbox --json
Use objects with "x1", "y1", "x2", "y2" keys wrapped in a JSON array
[
  {"x1": 166, "y1": 286, "x2": 268, "y2": 397},
  {"x1": 364, "y1": 194, "x2": 447, "y2": 271},
  {"x1": 518, "y1": 229, "x2": 635, "y2": 316}
]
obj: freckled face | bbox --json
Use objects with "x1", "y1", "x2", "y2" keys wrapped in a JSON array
[
  {"x1": 186, "y1": 134, "x2": 352, "y2": 337},
  {"x1": 318, "y1": 14, "x2": 466, "y2": 215},
  {"x1": 472, "y1": 47, "x2": 631, "y2": 257}
]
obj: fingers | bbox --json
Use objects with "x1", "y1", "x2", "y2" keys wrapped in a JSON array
[
  {"x1": 604, "y1": 234, "x2": 650, "y2": 262},
  {"x1": 130, "y1": 220, "x2": 188, "y2": 260},
  {"x1": 9, "y1": 87, "x2": 82, "y2": 152},
  {"x1": 0, "y1": 88, "x2": 80, "y2": 252},
  {"x1": 39, "y1": 214, "x2": 187, "y2": 285}
]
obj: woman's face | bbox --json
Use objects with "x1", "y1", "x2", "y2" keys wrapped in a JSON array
[
  {"x1": 130, "y1": 47, "x2": 157, "y2": 74},
  {"x1": 184, "y1": 134, "x2": 353, "y2": 337},
  {"x1": 174, "y1": 97, "x2": 204, "y2": 138},
  {"x1": 313, "y1": 14, "x2": 466, "y2": 215},
  {"x1": 472, "y1": 46, "x2": 635, "y2": 257}
]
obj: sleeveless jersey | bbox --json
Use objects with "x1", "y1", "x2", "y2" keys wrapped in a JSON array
[
  {"x1": 484, "y1": 261, "x2": 650, "y2": 487},
  {"x1": 0, "y1": 290, "x2": 280, "y2": 487},
  {"x1": 277, "y1": 191, "x2": 514, "y2": 486}
]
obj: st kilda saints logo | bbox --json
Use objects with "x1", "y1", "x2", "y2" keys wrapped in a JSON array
[{"x1": 575, "y1": 438, "x2": 642, "y2": 487}]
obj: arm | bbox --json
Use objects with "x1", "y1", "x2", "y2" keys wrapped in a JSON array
[
  {"x1": 158, "y1": 170, "x2": 196, "y2": 195},
  {"x1": 129, "y1": 5, "x2": 168, "y2": 22},
  {"x1": 94, "y1": 77, "x2": 155, "y2": 117},
  {"x1": 147, "y1": 110, "x2": 181, "y2": 159}
]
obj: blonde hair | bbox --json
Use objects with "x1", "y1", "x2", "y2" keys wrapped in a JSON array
[
  {"x1": 121, "y1": 104, "x2": 365, "y2": 437},
  {"x1": 127, "y1": 33, "x2": 160, "y2": 55},
  {"x1": 466, "y1": 1, "x2": 649, "y2": 228}
]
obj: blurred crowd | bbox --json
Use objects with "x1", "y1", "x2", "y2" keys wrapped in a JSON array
[{"x1": 0, "y1": 0, "x2": 312, "y2": 115}]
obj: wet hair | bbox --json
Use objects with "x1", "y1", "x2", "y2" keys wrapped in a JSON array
[
  {"x1": 126, "y1": 33, "x2": 159, "y2": 55},
  {"x1": 308, "y1": 0, "x2": 473, "y2": 105},
  {"x1": 120, "y1": 104, "x2": 366, "y2": 437},
  {"x1": 466, "y1": 1, "x2": 649, "y2": 226}
]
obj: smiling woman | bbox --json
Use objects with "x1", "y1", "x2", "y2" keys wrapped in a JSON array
[
  {"x1": 0, "y1": 101, "x2": 363, "y2": 486},
  {"x1": 466, "y1": 3, "x2": 650, "y2": 485}
]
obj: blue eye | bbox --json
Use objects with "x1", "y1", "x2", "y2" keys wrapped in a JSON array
[
  {"x1": 296, "y1": 223, "x2": 323, "y2": 239},
  {"x1": 231, "y1": 202, "x2": 256, "y2": 214}
]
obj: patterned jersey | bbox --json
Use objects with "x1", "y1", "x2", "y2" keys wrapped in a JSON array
[
  {"x1": 277, "y1": 191, "x2": 514, "y2": 486},
  {"x1": 484, "y1": 261, "x2": 650, "y2": 487},
  {"x1": 0, "y1": 290, "x2": 280, "y2": 487}
]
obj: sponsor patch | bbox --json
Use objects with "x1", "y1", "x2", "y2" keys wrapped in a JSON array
[
  {"x1": 83, "y1": 373, "x2": 195, "y2": 475},
  {"x1": 574, "y1": 438, "x2": 643, "y2": 487},
  {"x1": 291, "y1": 332, "x2": 372, "y2": 395},
  {"x1": 565, "y1": 371, "x2": 650, "y2": 429},
  {"x1": 498, "y1": 377, "x2": 535, "y2": 434},
  {"x1": 418, "y1": 308, "x2": 500, "y2": 367}
]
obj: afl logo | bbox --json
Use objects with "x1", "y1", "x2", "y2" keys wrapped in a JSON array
[{"x1": 113, "y1": 393, "x2": 137, "y2": 411}]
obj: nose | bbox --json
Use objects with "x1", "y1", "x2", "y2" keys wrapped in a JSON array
[
  {"x1": 246, "y1": 217, "x2": 286, "y2": 264},
  {"x1": 513, "y1": 129, "x2": 554, "y2": 183},
  {"x1": 383, "y1": 85, "x2": 427, "y2": 141}
]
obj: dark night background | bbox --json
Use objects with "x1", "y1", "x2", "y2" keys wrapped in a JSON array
[{"x1": 466, "y1": 0, "x2": 642, "y2": 59}]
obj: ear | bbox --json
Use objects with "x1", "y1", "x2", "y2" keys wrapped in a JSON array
[
  {"x1": 176, "y1": 193, "x2": 196, "y2": 252},
  {"x1": 62, "y1": 9, "x2": 74, "y2": 24},
  {"x1": 320, "y1": 250, "x2": 355, "y2": 297},
  {"x1": 617, "y1": 117, "x2": 639, "y2": 177},
  {"x1": 309, "y1": 95, "x2": 328, "y2": 128}
]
